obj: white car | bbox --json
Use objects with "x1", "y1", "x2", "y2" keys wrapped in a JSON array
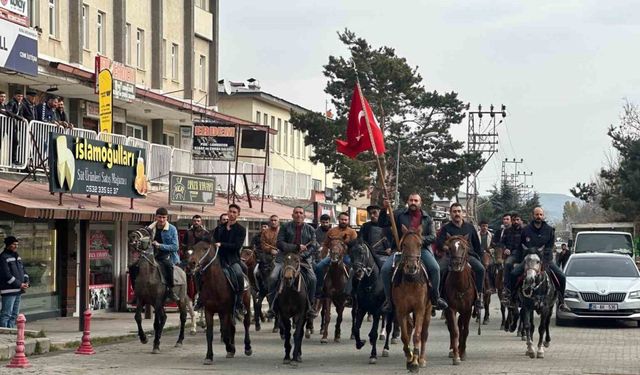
[{"x1": 556, "y1": 253, "x2": 640, "y2": 326}]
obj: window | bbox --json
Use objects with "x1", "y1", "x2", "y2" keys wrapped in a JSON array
[
  {"x1": 136, "y1": 28, "x2": 144, "y2": 69},
  {"x1": 162, "y1": 39, "x2": 167, "y2": 78},
  {"x1": 263, "y1": 114, "x2": 268, "y2": 128},
  {"x1": 301, "y1": 132, "x2": 306, "y2": 158},
  {"x1": 48, "y1": 0, "x2": 57, "y2": 37},
  {"x1": 256, "y1": 111, "x2": 261, "y2": 124},
  {"x1": 171, "y1": 43, "x2": 179, "y2": 81},
  {"x1": 276, "y1": 118, "x2": 282, "y2": 152},
  {"x1": 28, "y1": 0, "x2": 39, "y2": 28},
  {"x1": 126, "y1": 124, "x2": 144, "y2": 140},
  {"x1": 199, "y1": 55, "x2": 206, "y2": 90},
  {"x1": 270, "y1": 116, "x2": 275, "y2": 152},
  {"x1": 312, "y1": 179, "x2": 322, "y2": 192},
  {"x1": 81, "y1": 5, "x2": 89, "y2": 48},
  {"x1": 289, "y1": 123, "x2": 294, "y2": 158},
  {"x1": 124, "y1": 23, "x2": 131, "y2": 64},
  {"x1": 97, "y1": 11, "x2": 105, "y2": 54},
  {"x1": 282, "y1": 122, "x2": 288, "y2": 155},
  {"x1": 163, "y1": 134, "x2": 176, "y2": 147}
]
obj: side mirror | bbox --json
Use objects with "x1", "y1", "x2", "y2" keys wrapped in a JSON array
[{"x1": 568, "y1": 239, "x2": 573, "y2": 248}]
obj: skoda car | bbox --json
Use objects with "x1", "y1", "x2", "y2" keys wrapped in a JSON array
[{"x1": 556, "y1": 253, "x2": 640, "y2": 326}]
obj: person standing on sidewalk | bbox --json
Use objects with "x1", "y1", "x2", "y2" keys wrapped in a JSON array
[{"x1": 0, "y1": 236, "x2": 29, "y2": 328}]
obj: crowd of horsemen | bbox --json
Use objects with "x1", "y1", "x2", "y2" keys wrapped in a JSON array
[{"x1": 131, "y1": 193, "x2": 568, "y2": 323}]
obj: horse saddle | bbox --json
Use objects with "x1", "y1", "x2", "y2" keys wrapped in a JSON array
[
  {"x1": 159, "y1": 266, "x2": 187, "y2": 286},
  {"x1": 222, "y1": 267, "x2": 250, "y2": 293}
]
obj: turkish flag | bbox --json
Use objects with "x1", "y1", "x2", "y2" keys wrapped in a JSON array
[{"x1": 336, "y1": 83, "x2": 386, "y2": 158}]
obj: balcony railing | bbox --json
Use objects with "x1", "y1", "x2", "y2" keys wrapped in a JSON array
[{"x1": 0, "y1": 115, "x2": 314, "y2": 198}]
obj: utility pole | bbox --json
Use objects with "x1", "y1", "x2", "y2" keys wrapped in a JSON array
[
  {"x1": 516, "y1": 171, "x2": 534, "y2": 203},
  {"x1": 465, "y1": 104, "x2": 506, "y2": 221},
  {"x1": 501, "y1": 158, "x2": 523, "y2": 188}
]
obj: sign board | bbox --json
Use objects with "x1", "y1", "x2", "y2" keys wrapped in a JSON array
[
  {"x1": 0, "y1": 18, "x2": 37, "y2": 76},
  {"x1": 192, "y1": 121, "x2": 237, "y2": 161},
  {"x1": 85, "y1": 101, "x2": 126, "y2": 123},
  {"x1": 48, "y1": 133, "x2": 148, "y2": 198},
  {"x1": 240, "y1": 129, "x2": 267, "y2": 150},
  {"x1": 0, "y1": 0, "x2": 28, "y2": 26},
  {"x1": 169, "y1": 172, "x2": 216, "y2": 206},
  {"x1": 98, "y1": 69, "x2": 113, "y2": 133},
  {"x1": 95, "y1": 55, "x2": 136, "y2": 102}
]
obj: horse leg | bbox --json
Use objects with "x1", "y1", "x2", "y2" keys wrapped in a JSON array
[
  {"x1": 408, "y1": 308, "x2": 425, "y2": 373},
  {"x1": 334, "y1": 300, "x2": 344, "y2": 342},
  {"x1": 392, "y1": 316, "x2": 400, "y2": 343},
  {"x1": 399, "y1": 313, "x2": 413, "y2": 370},
  {"x1": 282, "y1": 317, "x2": 292, "y2": 364},
  {"x1": 483, "y1": 293, "x2": 491, "y2": 324},
  {"x1": 203, "y1": 310, "x2": 214, "y2": 365},
  {"x1": 254, "y1": 293, "x2": 262, "y2": 332},
  {"x1": 187, "y1": 298, "x2": 197, "y2": 335},
  {"x1": 292, "y1": 315, "x2": 305, "y2": 364},
  {"x1": 536, "y1": 312, "x2": 546, "y2": 358},
  {"x1": 500, "y1": 302, "x2": 506, "y2": 329},
  {"x1": 134, "y1": 303, "x2": 147, "y2": 344},
  {"x1": 459, "y1": 311, "x2": 471, "y2": 361},
  {"x1": 419, "y1": 306, "x2": 432, "y2": 368},
  {"x1": 368, "y1": 314, "x2": 380, "y2": 364},
  {"x1": 544, "y1": 310, "x2": 551, "y2": 348},
  {"x1": 223, "y1": 314, "x2": 236, "y2": 358},
  {"x1": 382, "y1": 312, "x2": 392, "y2": 357},
  {"x1": 353, "y1": 307, "x2": 367, "y2": 350},
  {"x1": 524, "y1": 308, "x2": 535, "y2": 358},
  {"x1": 243, "y1": 292, "x2": 253, "y2": 356},
  {"x1": 379, "y1": 313, "x2": 386, "y2": 342},
  {"x1": 320, "y1": 298, "x2": 330, "y2": 344},
  {"x1": 176, "y1": 300, "x2": 187, "y2": 347},
  {"x1": 445, "y1": 308, "x2": 461, "y2": 365},
  {"x1": 152, "y1": 306, "x2": 166, "y2": 354},
  {"x1": 350, "y1": 303, "x2": 356, "y2": 340}
]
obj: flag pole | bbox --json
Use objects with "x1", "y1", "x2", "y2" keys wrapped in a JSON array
[{"x1": 352, "y1": 65, "x2": 401, "y2": 249}]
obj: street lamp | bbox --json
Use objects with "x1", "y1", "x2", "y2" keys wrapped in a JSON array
[{"x1": 395, "y1": 131, "x2": 438, "y2": 208}]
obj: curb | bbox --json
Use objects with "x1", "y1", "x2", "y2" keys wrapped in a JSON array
[{"x1": 0, "y1": 337, "x2": 51, "y2": 360}]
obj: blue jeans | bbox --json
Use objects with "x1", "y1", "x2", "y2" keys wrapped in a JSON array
[
  {"x1": 381, "y1": 249, "x2": 440, "y2": 302},
  {"x1": 314, "y1": 255, "x2": 351, "y2": 296},
  {"x1": 0, "y1": 294, "x2": 22, "y2": 328}
]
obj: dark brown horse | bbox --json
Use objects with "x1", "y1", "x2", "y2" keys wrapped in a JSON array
[
  {"x1": 442, "y1": 235, "x2": 476, "y2": 365},
  {"x1": 187, "y1": 242, "x2": 252, "y2": 365},
  {"x1": 392, "y1": 225, "x2": 432, "y2": 373},
  {"x1": 318, "y1": 238, "x2": 349, "y2": 344},
  {"x1": 274, "y1": 252, "x2": 308, "y2": 366},
  {"x1": 240, "y1": 247, "x2": 267, "y2": 331},
  {"x1": 129, "y1": 228, "x2": 190, "y2": 354},
  {"x1": 492, "y1": 247, "x2": 507, "y2": 329}
]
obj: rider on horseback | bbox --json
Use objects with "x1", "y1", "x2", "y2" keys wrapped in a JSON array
[
  {"x1": 501, "y1": 213, "x2": 523, "y2": 306},
  {"x1": 359, "y1": 205, "x2": 391, "y2": 269},
  {"x1": 314, "y1": 214, "x2": 332, "y2": 262},
  {"x1": 268, "y1": 206, "x2": 318, "y2": 319},
  {"x1": 511, "y1": 207, "x2": 569, "y2": 312},
  {"x1": 181, "y1": 215, "x2": 209, "y2": 264},
  {"x1": 477, "y1": 221, "x2": 495, "y2": 292},
  {"x1": 436, "y1": 203, "x2": 485, "y2": 311},
  {"x1": 379, "y1": 193, "x2": 449, "y2": 312},
  {"x1": 259, "y1": 215, "x2": 279, "y2": 314}
]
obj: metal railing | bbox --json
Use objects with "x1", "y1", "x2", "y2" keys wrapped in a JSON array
[
  {"x1": 97, "y1": 131, "x2": 127, "y2": 145},
  {"x1": 0, "y1": 116, "x2": 29, "y2": 170},
  {"x1": 148, "y1": 143, "x2": 172, "y2": 184},
  {"x1": 171, "y1": 148, "x2": 193, "y2": 175}
]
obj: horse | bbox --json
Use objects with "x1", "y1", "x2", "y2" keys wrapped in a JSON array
[
  {"x1": 274, "y1": 252, "x2": 308, "y2": 366},
  {"x1": 318, "y1": 238, "x2": 349, "y2": 344},
  {"x1": 492, "y1": 246, "x2": 507, "y2": 329},
  {"x1": 518, "y1": 247, "x2": 557, "y2": 359},
  {"x1": 129, "y1": 228, "x2": 191, "y2": 354},
  {"x1": 187, "y1": 242, "x2": 252, "y2": 365},
  {"x1": 392, "y1": 225, "x2": 432, "y2": 373},
  {"x1": 240, "y1": 247, "x2": 267, "y2": 331},
  {"x1": 350, "y1": 239, "x2": 389, "y2": 364},
  {"x1": 442, "y1": 234, "x2": 476, "y2": 365}
]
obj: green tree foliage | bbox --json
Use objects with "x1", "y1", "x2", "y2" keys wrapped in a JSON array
[
  {"x1": 477, "y1": 182, "x2": 541, "y2": 230},
  {"x1": 290, "y1": 29, "x2": 483, "y2": 204}
]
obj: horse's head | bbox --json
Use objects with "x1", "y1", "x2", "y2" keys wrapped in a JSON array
[
  {"x1": 481, "y1": 250, "x2": 493, "y2": 268},
  {"x1": 522, "y1": 246, "x2": 544, "y2": 297},
  {"x1": 129, "y1": 227, "x2": 153, "y2": 255},
  {"x1": 399, "y1": 225, "x2": 422, "y2": 276},
  {"x1": 349, "y1": 240, "x2": 373, "y2": 281},
  {"x1": 328, "y1": 237, "x2": 347, "y2": 264},
  {"x1": 185, "y1": 241, "x2": 214, "y2": 275},
  {"x1": 282, "y1": 252, "x2": 301, "y2": 288},
  {"x1": 443, "y1": 234, "x2": 470, "y2": 272},
  {"x1": 494, "y1": 246, "x2": 505, "y2": 267},
  {"x1": 240, "y1": 247, "x2": 255, "y2": 264}
]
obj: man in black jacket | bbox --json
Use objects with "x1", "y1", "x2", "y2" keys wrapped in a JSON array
[
  {"x1": 501, "y1": 213, "x2": 523, "y2": 304},
  {"x1": 435, "y1": 203, "x2": 485, "y2": 311},
  {"x1": 379, "y1": 193, "x2": 449, "y2": 312},
  {"x1": 359, "y1": 205, "x2": 391, "y2": 268},
  {"x1": 512, "y1": 207, "x2": 568, "y2": 311},
  {"x1": 0, "y1": 237, "x2": 29, "y2": 328}
]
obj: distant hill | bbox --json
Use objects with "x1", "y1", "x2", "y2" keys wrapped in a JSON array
[{"x1": 538, "y1": 193, "x2": 580, "y2": 224}]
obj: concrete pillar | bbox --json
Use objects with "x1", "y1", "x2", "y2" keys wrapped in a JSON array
[
  {"x1": 68, "y1": 0, "x2": 82, "y2": 64},
  {"x1": 183, "y1": 0, "x2": 195, "y2": 100},
  {"x1": 151, "y1": 0, "x2": 164, "y2": 90},
  {"x1": 151, "y1": 119, "x2": 164, "y2": 144},
  {"x1": 208, "y1": 0, "x2": 219, "y2": 106},
  {"x1": 67, "y1": 98, "x2": 83, "y2": 128},
  {"x1": 113, "y1": 0, "x2": 127, "y2": 63}
]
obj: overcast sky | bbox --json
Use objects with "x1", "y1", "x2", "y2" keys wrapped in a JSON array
[{"x1": 219, "y1": 0, "x2": 634, "y2": 196}]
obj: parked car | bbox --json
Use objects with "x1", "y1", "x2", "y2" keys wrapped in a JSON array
[{"x1": 556, "y1": 253, "x2": 640, "y2": 326}]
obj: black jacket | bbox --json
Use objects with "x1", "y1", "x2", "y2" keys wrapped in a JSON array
[
  {"x1": 502, "y1": 225, "x2": 523, "y2": 254},
  {"x1": 378, "y1": 207, "x2": 435, "y2": 250},
  {"x1": 436, "y1": 221, "x2": 483, "y2": 259},
  {"x1": 277, "y1": 221, "x2": 316, "y2": 262},
  {"x1": 0, "y1": 250, "x2": 29, "y2": 296},
  {"x1": 215, "y1": 222, "x2": 246, "y2": 266},
  {"x1": 359, "y1": 221, "x2": 390, "y2": 256},
  {"x1": 520, "y1": 221, "x2": 555, "y2": 263}
]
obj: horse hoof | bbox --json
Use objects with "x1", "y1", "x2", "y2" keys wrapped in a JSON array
[
  {"x1": 140, "y1": 337, "x2": 148, "y2": 345},
  {"x1": 283, "y1": 358, "x2": 291, "y2": 365},
  {"x1": 369, "y1": 357, "x2": 377, "y2": 364},
  {"x1": 537, "y1": 351, "x2": 544, "y2": 359},
  {"x1": 419, "y1": 359, "x2": 427, "y2": 368},
  {"x1": 272, "y1": 327, "x2": 279, "y2": 333},
  {"x1": 382, "y1": 349, "x2": 389, "y2": 357},
  {"x1": 152, "y1": 348, "x2": 160, "y2": 354},
  {"x1": 391, "y1": 338, "x2": 398, "y2": 345},
  {"x1": 334, "y1": 338, "x2": 341, "y2": 343},
  {"x1": 526, "y1": 350, "x2": 535, "y2": 359},
  {"x1": 356, "y1": 340, "x2": 365, "y2": 350},
  {"x1": 448, "y1": 350, "x2": 454, "y2": 358},
  {"x1": 379, "y1": 334, "x2": 385, "y2": 341},
  {"x1": 293, "y1": 357, "x2": 302, "y2": 363},
  {"x1": 255, "y1": 325, "x2": 261, "y2": 332},
  {"x1": 305, "y1": 331, "x2": 311, "y2": 339},
  {"x1": 460, "y1": 353, "x2": 466, "y2": 361},
  {"x1": 245, "y1": 349, "x2": 252, "y2": 356},
  {"x1": 203, "y1": 358, "x2": 213, "y2": 365},
  {"x1": 280, "y1": 334, "x2": 285, "y2": 340},
  {"x1": 226, "y1": 352, "x2": 235, "y2": 358},
  {"x1": 543, "y1": 341, "x2": 550, "y2": 348},
  {"x1": 483, "y1": 320, "x2": 489, "y2": 325},
  {"x1": 189, "y1": 330, "x2": 197, "y2": 336},
  {"x1": 320, "y1": 338, "x2": 328, "y2": 344},
  {"x1": 408, "y1": 363, "x2": 419, "y2": 373},
  {"x1": 174, "y1": 342, "x2": 183, "y2": 348},
  {"x1": 350, "y1": 334, "x2": 355, "y2": 340},
  {"x1": 453, "y1": 357, "x2": 461, "y2": 365},
  {"x1": 521, "y1": 336, "x2": 526, "y2": 341}
]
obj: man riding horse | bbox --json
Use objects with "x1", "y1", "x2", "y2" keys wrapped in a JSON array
[
  {"x1": 269, "y1": 206, "x2": 318, "y2": 319},
  {"x1": 501, "y1": 213, "x2": 524, "y2": 305},
  {"x1": 258, "y1": 215, "x2": 280, "y2": 313},
  {"x1": 358, "y1": 205, "x2": 391, "y2": 269},
  {"x1": 436, "y1": 203, "x2": 485, "y2": 311},
  {"x1": 129, "y1": 207, "x2": 180, "y2": 301},
  {"x1": 510, "y1": 207, "x2": 568, "y2": 312},
  {"x1": 379, "y1": 193, "x2": 449, "y2": 313},
  {"x1": 181, "y1": 215, "x2": 210, "y2": 263},
  {"x1": 314, "y1": 214, "x2": 332, "y2": 262}
]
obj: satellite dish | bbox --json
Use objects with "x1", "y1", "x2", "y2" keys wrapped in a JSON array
[{"x1": 223, "y1": 80, "x2": 232, "y2": 95}]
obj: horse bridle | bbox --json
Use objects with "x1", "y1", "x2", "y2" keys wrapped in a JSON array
[
  {"x1": 522, "y1": 254, "x2": 545, "y2": 298},
  {"x1": 130, "y1": 229, "x2": 157, "y2": 267},
  {"x1": 353, "y1": 243, "x2": 374, "y2": 279},
  {"x1": 449, "y1": 239, "x2": 469, "y2": 272},
  {"x1": 240, "y1": 248, "x2": 254, "y2": 263},
  {"x1": 399, "y1": 232, "x2": 422, "y2": 274}
]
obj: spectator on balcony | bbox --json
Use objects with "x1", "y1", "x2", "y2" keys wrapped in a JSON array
[
  {"x1": 0, "y1": 91, "x2": 7, "y2": 112},
  {"x1": 35, "y1": 95, "x2": 58, "y2": 123},
  {"x1": 6, "y1": 91, "x2": 23, "y2": 117},
  {"x1": 56, "y1": 97, "x2": 67, "y2": 123},
  {"x1": 20, "y1": 91, "x2": 37, "y2": 122}
]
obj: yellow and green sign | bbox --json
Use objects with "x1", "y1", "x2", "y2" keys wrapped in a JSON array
[{"x1": 98, "y1": 69, "x2": 113, "y2": 134}]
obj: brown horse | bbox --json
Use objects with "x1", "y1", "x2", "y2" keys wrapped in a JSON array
[
  {"x1": 392, "y1": 225, "x2": 432, "y2": 373},
  {"x1": 476, "y1": 251, "x2": 494, "y2": 326},
  {"x1": 442, "y1": 235, "x2": 476, "y2": 365},
  {"x1": 187, "y1": 242, "x2": 252, "y2": 365},
  {"x1": 492, "y1": 247, "x2": 507, "y2": 329},
  {"x1": 240, "y1": 247, "x2": 267, "y2": 331},
  {"x1": 318, "y1": 238, "x2": 349, "y2": 344}
]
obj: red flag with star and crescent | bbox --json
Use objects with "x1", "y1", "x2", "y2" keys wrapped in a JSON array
[{"x1": 336, "y1": 83, "x2": 386, "y2": 158}]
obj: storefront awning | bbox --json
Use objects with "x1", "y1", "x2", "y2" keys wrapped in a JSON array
[{"x1": 0, "y1": 178, "x2": 299, "y2": 222}]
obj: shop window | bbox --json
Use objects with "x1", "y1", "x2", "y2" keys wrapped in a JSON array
[
  {"x1": 89, "y1": 225, "x2": 115, "y2": 310},
  {"x1": 126, "y1": 123, "x2": 144, "y2": 140}
]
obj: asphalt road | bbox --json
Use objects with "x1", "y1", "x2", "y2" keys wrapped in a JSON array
[{"x1": 4, "y1": 301, "x2": 640, "y2": 375}]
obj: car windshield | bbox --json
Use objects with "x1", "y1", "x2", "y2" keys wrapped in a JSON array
[
  {"x1": 574, "y1": 233, "x2": 632, "y2": 254},
  {"x1": 566, "y1": 257, "x2": 640, "y2": 277}
]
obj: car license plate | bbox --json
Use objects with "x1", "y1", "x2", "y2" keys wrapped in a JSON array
[{"x1": 589, "y1": 303, "x2": 618, "y2": 311}]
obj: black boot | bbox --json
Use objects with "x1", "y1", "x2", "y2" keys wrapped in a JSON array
[
  {"x1": 234, "y1": 294, "x2": 247, "y2": 320},
  {"x1": 166, "y1": 286, "x2": 179, "y2": 301},
  {"x1": 431, "y1": 289, "x2": 448, "y2": 310},
  {"x1": 306, "y1": 299, "x2": 318, "y2": 319},
  {"x1": 557, "y1": 295, "x2": 570, "y2": 312},
  {"x1": 475, "y1": 293, "x2": 484, "y2": 310},
  {"x1": 382, "y1": 297, "x2": 393, "y2": 314}
]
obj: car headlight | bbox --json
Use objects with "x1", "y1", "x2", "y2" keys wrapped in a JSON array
[
  {"x1": 565, "y1": 290, "x2": 579, "y2": 299},
  {"x1": 629, "y1": 290, "x2": 640, "y2": 299}
]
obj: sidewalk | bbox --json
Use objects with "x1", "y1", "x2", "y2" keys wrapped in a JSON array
[{"x1": 0, "y1": 310, "x2": 196, "y2": 360}]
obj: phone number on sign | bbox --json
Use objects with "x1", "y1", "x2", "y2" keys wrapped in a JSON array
[{"x1": 85, "y1": 185, "x2": 120, "y2": 195}]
